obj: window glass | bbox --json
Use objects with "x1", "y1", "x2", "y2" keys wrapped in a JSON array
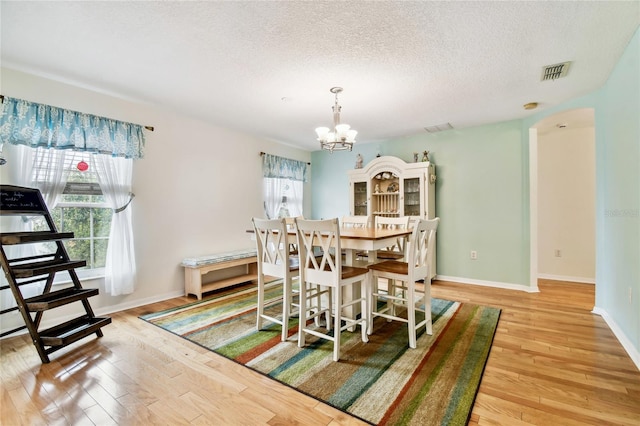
[{"x1": 94, "y1": 208, "x2": 112, "y2": 238}]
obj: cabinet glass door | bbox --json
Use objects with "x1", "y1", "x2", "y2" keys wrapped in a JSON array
[
  {"x1": 353, "y1": 181, "x2": 368, "y2": 216},
  {"x1": 403, "y1": 177, "x2": 421, "y2": 216}
]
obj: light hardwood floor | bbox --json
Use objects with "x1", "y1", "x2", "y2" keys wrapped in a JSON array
[{"x1": 1, "y1": 279, "x2": 639, "y2": 425}]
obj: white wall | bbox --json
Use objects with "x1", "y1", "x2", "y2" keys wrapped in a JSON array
[
  {"x1": 537, "y1": 126, "x2": 595, "y2": 282},
  {"x1": 0, "y1": 68, "x2": 311, "y2": 330}
]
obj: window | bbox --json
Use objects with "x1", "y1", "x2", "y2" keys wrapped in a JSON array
[
  {"x1": 263, "y1": 177, "x2": 303, "y2": 219},
  {"x1": 261, "y1": 153, "x2": 307, "y2": 219},
  {"x1": 31, "y1": 151, "x2": 112, "y2": 279}
]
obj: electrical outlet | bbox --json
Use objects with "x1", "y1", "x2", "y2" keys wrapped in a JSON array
[
  {"x1": 554, "y1": 249, "x2": 562, "y2": 257},
  {"x1": 470, "y1": 250, "x2": 478, "y2": 260}
]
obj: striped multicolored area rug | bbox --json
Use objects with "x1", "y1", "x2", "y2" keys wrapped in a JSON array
[{"x1": 141, "y1": 282, "x2": 500, "y2": 425}]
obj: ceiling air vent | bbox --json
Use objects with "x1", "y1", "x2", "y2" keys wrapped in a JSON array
[
  {"x1": 424, "y1": 122, "x2": 453, "y2": 133},
  {"x1": 541, "y1": 61, "x2": 571, "y2": 81}
]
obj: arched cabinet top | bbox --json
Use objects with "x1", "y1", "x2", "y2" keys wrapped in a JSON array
[{"x1": 348, "y1": 155, "x2": 432, "y2": 178}]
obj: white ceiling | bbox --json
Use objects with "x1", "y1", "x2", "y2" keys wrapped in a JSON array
[{"x1": 2, "y1": 1, "x2": 639, "y2": 151}]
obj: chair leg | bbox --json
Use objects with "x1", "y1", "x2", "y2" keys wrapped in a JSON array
[
  {"x1": 256, "y1": 275, "x2": 265, "y2": 331},
  {"x1": 298, "y1": 281, "x2": 307, "y2": 348},
  {"x1": 407, "y1": 280, "x2": 417, "y2": 349},
  {"x1": 325, "y1": 285, "x2": 332, "y2": 331},
  {"x1": 388, "y1": 278, "x2": 396, "y2": 319},
  {"x1": 360, "y1": 277, "x2": 369, "y2": 343},
  {"x1": 281, "y1": 278, "x2": 291, "y2": 342},
  {"x1": 313, "y1": 284, "x2": 322, "y2": 327},
  {"x1": 425, "y1": 278, "x2": 433, "y2": 335},
  {"x1": 333, "y1": 286, "x2": 341, "y2": 362},
  {"x1": 368, "y1": 274, "x2": 377, "y2": 335}
]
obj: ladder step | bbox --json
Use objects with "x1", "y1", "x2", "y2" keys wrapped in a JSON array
[
  {"x1": 25, "y1": 287, "x2": 99, "y2": 311},
  {"x1": 39, "y1": 316, "x2": 112, "y2": 347},
  {"x1": 1, "y1": 231, "x2": 75, "y2": 245},
  {"x1": 11, "y1": 259, "x2": 87, "y2": 278}
]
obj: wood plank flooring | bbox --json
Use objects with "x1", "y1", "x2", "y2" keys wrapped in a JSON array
[{"x1": 1, "y1": 279, "x2": 639, "y2": 425}]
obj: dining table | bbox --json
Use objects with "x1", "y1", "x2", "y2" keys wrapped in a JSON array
[
  {"x1": 248, "y1": 224, "x2": 412, "y2": 325},
  {"x1": 322, "y1": 226, "x2": 412, "y2": 266},
  {"x1": 248, "y1": 225, "x2": 411, "y2": 265}
]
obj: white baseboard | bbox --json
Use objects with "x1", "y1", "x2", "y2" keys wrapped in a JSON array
[
  {"x1": 0, "y1": 289, "x2": 186, "y2": 339},
  {"x1": 538, "y1": 273, "x2": 595, "y2": 284},
  {"x1": 435, "y1": 275, "x2": 539, "y2": 293},
  {"x1": 93, "y1": 290, "x2": 186, "y2": 317},
  {"x1": 592, "y1": 306, "x2": 640, "y2": 371}
]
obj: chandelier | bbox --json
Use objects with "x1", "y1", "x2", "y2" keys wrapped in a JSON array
[{"x1": 315, "y1": 87, "x2": 357, "y2": 152}]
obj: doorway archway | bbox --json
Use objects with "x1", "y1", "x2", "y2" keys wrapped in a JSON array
[{"x1": 529, "y1": 108, "x2": 596, "y2": 289}]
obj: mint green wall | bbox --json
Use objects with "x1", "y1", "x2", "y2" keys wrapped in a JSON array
[
  {"x1": 524, "y1": 27, "x2": 639, "y2": 358},
  {"x1": 313, "y1": 31, "x2": 640, "y2": 354},
  {"x1": 312, "y1": 120, "x2": 529, "y2": 287},
  {"x1": 596, "y1": 27, "x2": 639, "y2": 353},
  {"x1": 312, "y1": 27, "x2": 640, "y2": 361}
]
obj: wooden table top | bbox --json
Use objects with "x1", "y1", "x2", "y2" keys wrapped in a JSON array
[{"x1": 247, "y1": 227, "x2": 411, "y2": 240}]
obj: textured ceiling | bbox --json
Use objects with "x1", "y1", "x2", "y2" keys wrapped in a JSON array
[{"x1": 2, "y1": 1, "x2": 639, "y2": 151}]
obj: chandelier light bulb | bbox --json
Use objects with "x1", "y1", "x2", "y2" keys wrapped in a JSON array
[{"x1": 315, "y1": 127, "x2": 330, "y2": 139}]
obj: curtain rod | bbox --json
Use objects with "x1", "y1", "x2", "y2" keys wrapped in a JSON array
[
  {"x1": 0, "y1": 94, "x2": 155, "y2": 132},
  {"x1": 260, "y1": 151, "x2": 310, "y2": 165}
]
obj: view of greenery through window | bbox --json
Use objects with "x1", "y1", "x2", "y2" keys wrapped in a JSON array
[{"x1": 32, "y1": 158, "x2": 112, "y2": 271}]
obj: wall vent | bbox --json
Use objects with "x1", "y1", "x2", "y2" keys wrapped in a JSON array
[
  {"x1": 424, "y1": 122, "x2": 453, "y2": 133},
  {"x1": 541, "y1": 61, "x2": 571, "y2": 81}
]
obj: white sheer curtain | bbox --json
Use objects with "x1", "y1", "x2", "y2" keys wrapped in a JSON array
[
  {"x1": 263, "y1": 177, "x2": 288, "y2": 219},
  {"x1": 261, "y1": 154, "x2": 308, "y2": 219},
  {"x1": 33, "y1": 148, "x2": 73, "y2": 208},
  {"x1": 287, "y1": 180, "x2": 304, "y2": 218},
  {"x1": 93, "y1": 154, "x2": 136, "y2": 295}
]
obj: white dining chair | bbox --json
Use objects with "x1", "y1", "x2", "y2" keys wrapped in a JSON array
[
  {"x1": 295, "y1": 218, "x2": 370, "y2": 361},
  {"x1": 367, "y1": 218, "x2": 439, "y2": 349},
  {"x1": 340, "y1": 215, "x2": 371, "y2": 261},
  {"x1": 340, "y1": 215, "x2": 371, "y2": 228},
  {"x1": 374, "y1": 215, "x2": 411, "y2": 261},
  {"x1": 284, "y1": 216, "x2": 304, "y2": 255},
  {"x1": 252, "y1": 217, "x2": 299, "y2": 342}
]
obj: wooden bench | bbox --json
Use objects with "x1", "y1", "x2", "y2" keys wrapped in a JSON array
[{"x1": 182, "y1": 249, "x2": 258, "y2": 300}]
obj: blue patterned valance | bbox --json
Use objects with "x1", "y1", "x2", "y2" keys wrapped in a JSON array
[
  {"x1": 262, "y1": 153, "x2": 308, "y2": 182},
  {"x1": 0, "y1": 96, "x2": 146, "y2": 159}
]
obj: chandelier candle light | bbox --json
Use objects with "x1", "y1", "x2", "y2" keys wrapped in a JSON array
[{"x1": 316, "y1": 87, "x2": 357, "y2": 152}]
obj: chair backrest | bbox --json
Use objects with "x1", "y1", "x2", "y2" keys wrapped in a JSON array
[
  {"x1": 407, "y1": 218, "x2": 439, "y2": 280},
  {"x1": 284, "y1": 216, "x2": 304, "y2": 253},
  {"x1": 340, "y1": 215, "x2": 370, "y2": 228},
  {"x1": 252, "y1": 217, "x2": 293, "y2": 278},
  {"x1": 284, "y1": 216, "x2": 304, "y2": 230},
  {"x1": 374, "y1": 215, "x2": 410, "y2": 230},
  {"x1": 375, "y1": 215, "x2": 411, "y2": 255},
  {"x1": 295, "y1": 218, "x2": 342, "y2": 287}
]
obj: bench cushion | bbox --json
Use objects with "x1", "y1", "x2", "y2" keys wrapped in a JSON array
[{"x1": 182, "y1": 248, "x2": 257, "y2": 267}]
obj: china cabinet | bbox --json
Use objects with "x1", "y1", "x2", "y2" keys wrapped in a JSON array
[
  {"x1": 348, "y1": 156, "x2": 437, "y2": 276},
  {"x1": 348, "y1": 156, "x2": 435, "y2": 220}
]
